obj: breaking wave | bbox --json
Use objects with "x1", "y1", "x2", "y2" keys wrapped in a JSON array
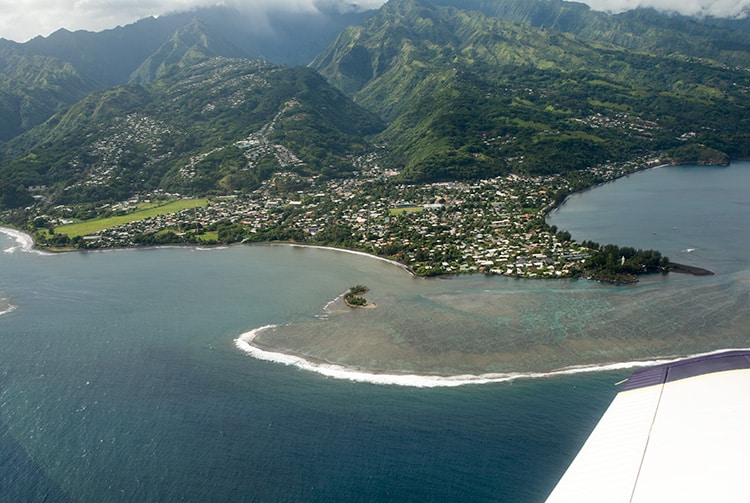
[
  {"x1": 0, "y1": 300, "x2": 16, "y2": 316},
  {"x1": 0, "y1": 227, "x2": 50, "y2": 255},
  {"x1": 234, "y1": 325, "x2": 749, "y2": 388}
]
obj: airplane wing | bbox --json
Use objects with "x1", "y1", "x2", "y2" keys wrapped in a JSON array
[{"x1": 546, "y1": 350, "x2": 750, "y2": 502}]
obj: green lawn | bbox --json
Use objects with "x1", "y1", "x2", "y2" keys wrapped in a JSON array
[
  {"x1": 56, "y1": 199, "x2": 209, "y2": 237},
  {"x1": 195, "y1": 231, "x2": 219, "y2": 243},
  {"x1": 389, "y1": 206, "x2": 424, "y2": 216}
]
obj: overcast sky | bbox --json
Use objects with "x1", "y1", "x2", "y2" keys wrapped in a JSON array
[{"x1": 0, "y1": 0, "x2": 748, "y2": 43}]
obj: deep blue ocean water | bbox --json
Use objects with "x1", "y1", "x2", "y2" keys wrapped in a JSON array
[{"x1": 0, "y1": 163, "x2": 748, "y2": 501}]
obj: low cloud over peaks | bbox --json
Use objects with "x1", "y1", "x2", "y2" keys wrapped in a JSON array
[
  {"x1": 0, "y1": 0, "x2": 748, "y2": 43},
  {"x1": 0, "y1": 0, "x2": 386, "y2": 42},
  {"x1": 584, "y1": 0, "x2": 750, "y2": 18}
]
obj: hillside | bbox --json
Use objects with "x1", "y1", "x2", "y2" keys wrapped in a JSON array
[
  {"x1": 0, "y1": 6, "x2": 374, "y2": 142},
  {"x1": 3, "y1": 0, "x2": 750, "y2": 207},
  {"x1": 433, "y1": 0, "x2": 750, "y2": 67},
  {"x1": 0, "y1": 57, "x2": 383, "y2": 208},
  {"x1": 312, "y1": 0, "x2": 750, "y2": 182}
]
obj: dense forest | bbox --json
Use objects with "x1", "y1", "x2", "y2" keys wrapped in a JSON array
[{"x1": 581, "y1": 242, "x2": 669, "y2": 283}]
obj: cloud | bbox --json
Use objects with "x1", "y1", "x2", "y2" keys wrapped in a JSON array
[
  {"x1": 0, "y1": 0, "x2": 748, "y2": 43},
  {"x1": 0, "y1": 0, "x2": 386, "y2": 42},
  {"x1": 583, "y1": 0, "x2": 750, "y2": 18}
]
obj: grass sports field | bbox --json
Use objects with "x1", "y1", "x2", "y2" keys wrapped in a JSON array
[{"x1": 55, "y1": 199, "x2": 209, "y2": 237}]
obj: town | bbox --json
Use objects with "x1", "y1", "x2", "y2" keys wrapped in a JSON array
[{"x1": 34, "y1": 152, "x2": 662, "y2": 279}]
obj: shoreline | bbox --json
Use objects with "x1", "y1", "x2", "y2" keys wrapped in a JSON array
[
  {"x1": 0, "y1": 226, "x2": 37, "y2": 253},
  {"x1": 271, "y1": 242, "x2": 416, "y2": 277},
  {"x1": 235, "y1": 326, "x2": 750, "y2": 387},
  {"x1": 1, "y1": 224, "x2": 732, "y2": 387},
  {"x1": 2, "y1": 161, "x2": 708, "y2": 281},
  {"x1": 1, "y1": 219, "x2": 716, "y2": 284},
  {"x1": 545, "y1": 163, "x2": 672, "y2": 217},
  {"x1": 0, "y1": 226, "x2": 419, "y2": 277}
]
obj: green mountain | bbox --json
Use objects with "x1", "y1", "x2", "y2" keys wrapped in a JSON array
[
  {"x1": 432, "y1": 0, "x2": 750, "y2": 66},
  {"x1": 312, "y1": 0, "x2": 750, "y2": 182},
  {"x1": 0, "y1": 6, "x2": 374, "y2": 142},
  {"x1": 128, "y1": 19, "x2": 247, "y2": 84},
  {"x1": 0, "y1": 57, "x2": 383, "y2": 208},
  {"x1": 0, "y1": 43, "x2": 99, "y2": 141},
  {"x1": 3, "y1": 0, "x2": 750, "y2": 210}
]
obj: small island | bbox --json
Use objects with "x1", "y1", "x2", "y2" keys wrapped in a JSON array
[{"x1": 344, "y1": 285, "x2": 374, "y2": 308}]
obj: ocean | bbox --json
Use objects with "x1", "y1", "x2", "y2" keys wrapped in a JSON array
[{"x1": 0, "y1": 162, "x2": 748, "y2": 501}]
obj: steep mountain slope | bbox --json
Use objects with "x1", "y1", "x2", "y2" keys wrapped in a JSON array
[
  {"x1": 433, "y1": 0, "x2": 750, "y2": 67},
  {"x1": 0, "y1": 42, "x2": 100, "y2": 141},
  {"x1": 0, "y1": 6, "x2": 374, "y2": 141},
  {"x1": 0, "y1": 57, "x2": 383, "y2": 207},
  {"x1": 312, "y1": 0, "x2": 750, "y2": 182},
  {"x1": 128, "y1": 19, "x2": 247, "y2": 84}
]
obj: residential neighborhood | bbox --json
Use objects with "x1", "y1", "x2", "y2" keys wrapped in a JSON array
[{"x1": 51, "y1": 154, "x2": 659, "y2": 279}]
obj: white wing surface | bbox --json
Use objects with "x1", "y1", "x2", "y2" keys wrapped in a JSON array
[{"x1": 546, "y1": 350, "x2": 750, "y2": 503}]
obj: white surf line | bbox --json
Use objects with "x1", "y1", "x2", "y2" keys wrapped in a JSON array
[
  {"x1": 235, "y1": 325, "x2": 750, "y2": 388},
  {"x1": 0, "y1": 226, "x2": 36, "y2": 253},
  {"x1": 0, "y1": 299, "x2": 16, "y2": 316}
]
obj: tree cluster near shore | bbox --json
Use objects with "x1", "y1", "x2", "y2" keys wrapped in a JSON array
[
  {"x1": 581, "y1": 242, "x2": 668, "y2": 283},
  {"x1": 344, "y1": 285, "x2": 369, "y2": 307}
]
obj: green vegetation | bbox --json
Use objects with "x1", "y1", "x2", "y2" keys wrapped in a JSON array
[
  {"x1": 581, "y1": 242, "x2": 669, "y2": 283},
  {"x1": 54, "y1": 199, "x2": 209, "y2": 237},
  {"x1": 0, "y1": 58, "x2": 383, "y2": 211},
  {"x1": 434, "y1": 0, "x2": 750, "y2": 69},
  {"x1": 389, "y1": 206, "x2": 424, "y2": 216},
  {"x1": 667, "y1": 144, "x2": 730, "y2": 166},
  {"x1": 0, "y1": 0, "x2": 747, "y2": 284},
  {"x1": 344, "y1": 285, "x2": 370, "y2": 307},
  {"x1": 313, "y1": 0, "x2": 750, "y2": 183}
]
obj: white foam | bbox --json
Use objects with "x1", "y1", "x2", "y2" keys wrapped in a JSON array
[
  {"x1": 1, "y1": 226, "x2": 34, "y2": 253},
  {"x1": 0, "y1": 227, "x2": 52, "y2": 255},
  {"x1": 0, "y1": 301, "x2": 16, "y2": 316},
  {"x1": 235, "y1": 326, "x2": 750, "y2": 388},
  {"x1": 322, "y1": 291, "x2": 345, "y2": 312}
]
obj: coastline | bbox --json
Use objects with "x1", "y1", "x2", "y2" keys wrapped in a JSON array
[
  {"x1": 6, "y1": 159, "x2": 737, "y2": 281},
  {"x1": 546, "y1": 163, "x2": 672, "y2": 217},
  {"x1": 0, "y1": 225, "x2": 418, "y2": 277},
  {"x1": 0, "y1": 226, "x2": 36, "y2": 253},
  {"x1": 272, "y1": 242, "x2": 416, "y2": 277},
  {"x1": 1, "y1": 223, "x2": 736, "y2": 387}
]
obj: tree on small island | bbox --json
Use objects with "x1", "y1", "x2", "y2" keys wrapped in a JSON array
[
  {"x1": 344, "y1": 285, "x2": 369, "y2": 307},
  {"x1": 581, "y1": 242, "x2": 669, "y2": 283}
]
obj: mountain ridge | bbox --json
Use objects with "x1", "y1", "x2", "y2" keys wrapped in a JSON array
[
  {"x1": 0, "y1": 57, "x2": 383, "y2": 207},
  {"x1": 2, "y1": 0, "x2": 750, "y2": 209},
  {"x1": 0, "y1": 5, "x2": 376, "y2": 141},
  {"x1": 312, "y1": 0, "x2": 750, "y2": 181}
]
